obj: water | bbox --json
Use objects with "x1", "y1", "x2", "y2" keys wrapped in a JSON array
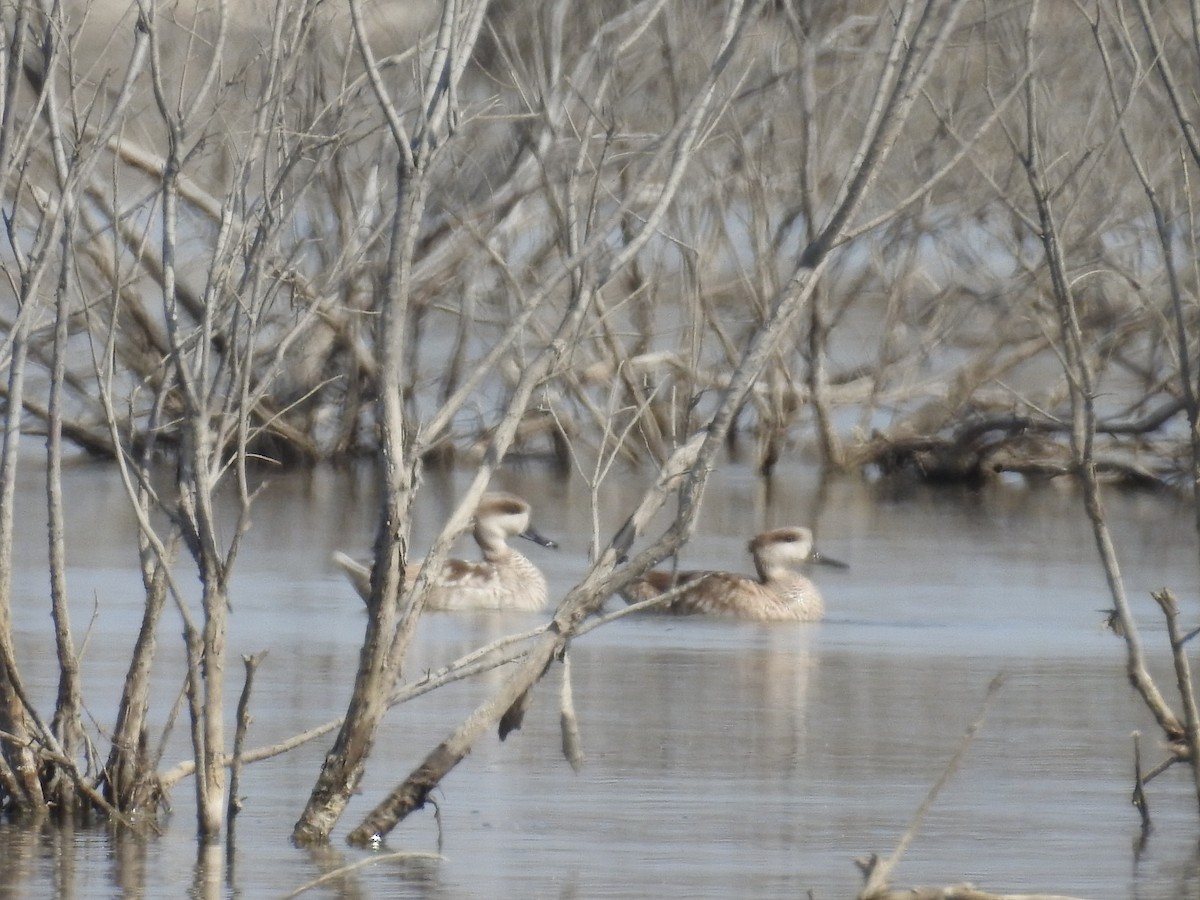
[{"x1": 3, "y1": 459, "x2": 1200, "y2": 898}]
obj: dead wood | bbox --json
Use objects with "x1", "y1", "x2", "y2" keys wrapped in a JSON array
[
  {"x1": 558, "y1": 650, "x2": 584, "y2": 773},
  {"x1": 855, "y1": 676, "x2": 1088, "y2": 900},
  {"x1": 338, "y1": 0, "x2": 993, "y2": 847},
  {"x1": 1131, "y1": 732, "x2": 1150, "y2": 835},
  {"x1": 857, "y1": 674, "x2": 1003, "y2": 898},
  {"x1": 1, "y1": 0, "x2": 1199, "y2": 876},
  {"x1": 862, "y1": 405, "x2": 1184, "y2": 488},
  {"x1": 1152, "y1": 589, "x2": 1200, "y2": 809},
  {"x1": 227, "y1": 651, "x2": 267, "y2": 829},
  {"x1": 341, "y1": 430, "x2": 711, "y2": 846}
]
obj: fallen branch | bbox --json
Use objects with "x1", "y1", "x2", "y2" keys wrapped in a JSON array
[
  {"x1": 857, "y1": 674, "x2": 1006, "y2": 898},
  {"x1": 1152, "y1": 588, "x2": 1200, "y2": 809},
  {"x1": 852, "y1": 676, "x2": 1092, "y2": 900},
  {"x1": 343, "y1": 430, "x2": 711, "y2": 846},
  {"x1": 156, "y1": 624, "x2": 548, "y2": 789}
]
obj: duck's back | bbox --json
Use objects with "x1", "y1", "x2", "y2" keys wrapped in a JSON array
[
  {"x1": 426, "y1": 551, "x2": 548, "y2": 611},
  {"x1": 626, "y1": 570, "x2": 823, "y2": 622},
  {"x1": 622, "y1": 569, "x2": 708, "y2": 606}
]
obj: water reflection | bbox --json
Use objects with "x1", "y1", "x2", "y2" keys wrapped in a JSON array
[
  {"x1": 581, "y1": 622, "x2": 818, "y2": 778},
  {"x1": 287, "y1": 845, "x2": 445, "y2": 899},
  {"x1": 2, "y1": 462, "x2": 1199, "y2": 898},
  {"x1": 190, "y1": 842, "x2": 223, "y2": 900}
]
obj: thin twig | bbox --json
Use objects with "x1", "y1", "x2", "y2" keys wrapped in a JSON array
[{"x1": 858, "y1": 673, "x2": 1006, "y2": 898}]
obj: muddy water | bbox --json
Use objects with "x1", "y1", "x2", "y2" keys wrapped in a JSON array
[{"x1": 3, "y1": 459, "x2": 1200, "y2": 898}]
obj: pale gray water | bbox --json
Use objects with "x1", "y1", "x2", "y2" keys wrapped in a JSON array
[{"x1": 3, "y1": 459, "x2": 1200, "y2": 898}]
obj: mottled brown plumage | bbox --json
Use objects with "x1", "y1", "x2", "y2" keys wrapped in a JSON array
[
  {"x1": 622, "y1": 527, "x2": 845, "y2": 622},
  {"x1": 333, "y1": 492, "x2": 557, "y2": 611}
]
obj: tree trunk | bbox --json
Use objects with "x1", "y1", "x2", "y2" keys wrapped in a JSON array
[
  {"x1": 292, "y1": 165, "x2": 426, "y2": 845},
  {"x1": 0, "y1": 330, "x2": 47, "y2": 815}
]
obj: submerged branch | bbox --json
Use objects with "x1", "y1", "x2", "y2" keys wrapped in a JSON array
[{"x1": 857, "y1": 674, "x2": 1005, "y2": 899}]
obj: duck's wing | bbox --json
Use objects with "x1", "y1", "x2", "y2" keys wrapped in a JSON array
[
  {"x1": 425, "y1": 558, "x2": 509, "y2": 610},
  {"x1": 664, "y1": 572, "x2": 802, "y2": 621},
  {"x1": 621, "y1": 569, "x2": 709, "y2": 607}
]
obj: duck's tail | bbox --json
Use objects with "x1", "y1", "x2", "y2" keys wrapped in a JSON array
[{"x1": 331, "y1": 551, "x2": 371, "y2": 604}]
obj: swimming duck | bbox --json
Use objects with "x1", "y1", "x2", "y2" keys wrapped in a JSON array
[
  {"x1": 622, "y1": 526, "x2": 845, "y2": 622},
  {"x1": 333, "y1": 492, "x2": 557, "y2": 611}
]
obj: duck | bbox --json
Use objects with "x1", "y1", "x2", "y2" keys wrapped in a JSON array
[
  {"x1": 621, "y1": 526, "x2": 846, "y2": 622},
  {"x1": 333, "y1": 492, "x2": 558, "y2": 611}
]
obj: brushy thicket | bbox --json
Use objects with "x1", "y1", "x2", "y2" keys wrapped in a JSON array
[{"x1": 0, "y1": 0, "x2": 1194, "y2": 486}]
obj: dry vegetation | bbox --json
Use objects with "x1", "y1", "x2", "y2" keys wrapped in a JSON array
[
  {"x1": 0, "y1": 0, "x2": 1197, "y2": 894},
  {"x1": 0, "y1": 0, "x2": 1194, "y2": 482}
]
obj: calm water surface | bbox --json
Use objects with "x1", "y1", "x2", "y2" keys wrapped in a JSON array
[{"x1": 3, "y1": 460, "x2": 1200, "y2": 899}]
